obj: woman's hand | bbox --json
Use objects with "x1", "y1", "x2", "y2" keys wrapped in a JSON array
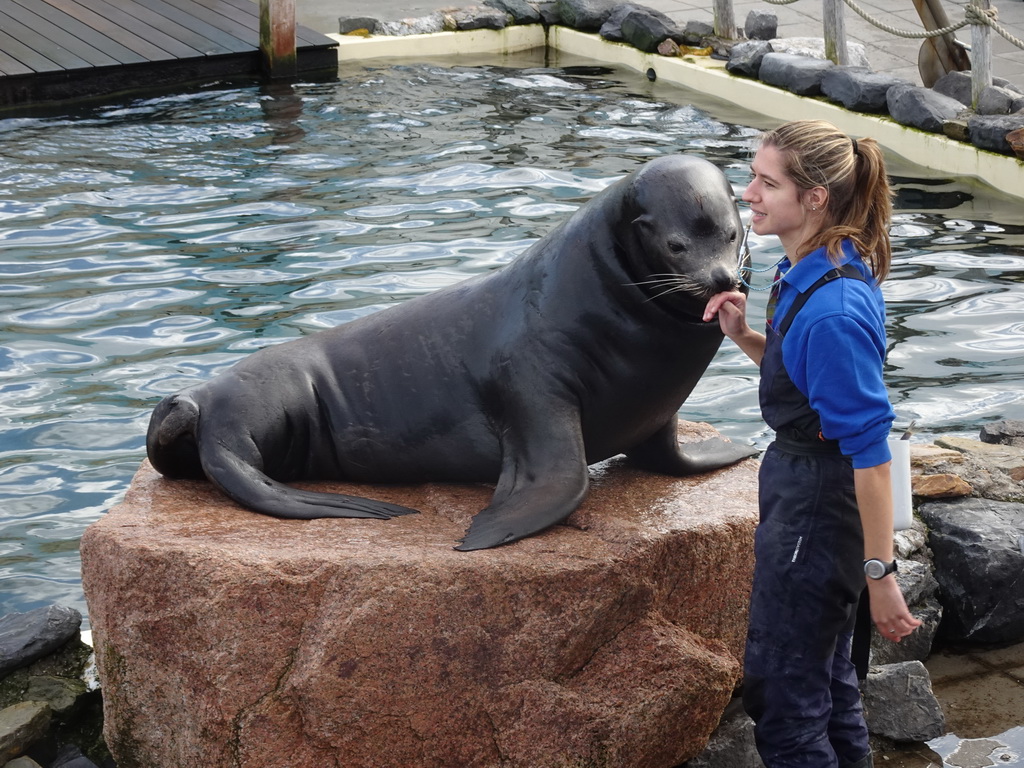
[
  {"x1": 868, "y1": 575, "x2": 922, "y2": 642},
  {"x1": 703, "y1": 290, "x2": 747, "y2": 332},
  {"x1": 704, "y1": 291, "x2": 765, "y2": 365}
]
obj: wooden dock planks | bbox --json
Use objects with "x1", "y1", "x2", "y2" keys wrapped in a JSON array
[{"x1": 0, "y1": 0, "x2": 337, "y2": 108}]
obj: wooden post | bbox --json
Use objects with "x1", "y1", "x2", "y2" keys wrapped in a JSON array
[
  {"x1": 713, "y1": 0, "x2": 736, "y2": 39},
  {"x1": 970, "y1": 0, "x2": 993, "y2": 109},
  {"x1": 823, "y1": 0, "x2": 848, "y2": 65},
  {"x1": 260, "y1": 0, "x2": 297, "y2": 79}
]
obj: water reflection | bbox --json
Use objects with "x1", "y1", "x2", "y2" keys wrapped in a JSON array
[{"x1": 930, "y1": 729, "x2": 1024, "y2": 767}]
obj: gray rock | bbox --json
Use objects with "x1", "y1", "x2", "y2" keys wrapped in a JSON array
[
  {"x1": 24, "y1": 675, "x2": 87, "y2": 717},
  {"x1": 980, "y1": 419, "x2": 1024, "y2": 448},
  {"x1": 821, "y1": 67, "x2": 910, "y2": 113},
  {"x1": 977, "y1": 84, "x2": 1022, "y2": 115},
  {"x1": 932, "y1": 70, "x2": 973, "y2": 105},
  {"x1": 55, "y1": 758, "x2": 100, "y2": 768},
  {"x1": 894, "y1": 518, "x2": 930, "y2": 562},
  {"x1": 933, "y1": 70, "x2": 1024, "y2": 106},
  {"x1": 5, "y1": 756, "x2": 44, "y2": 768},
  {"x1": 863, "y1": 661, "x2": 945, "y2": 742},
  {"x1": 943, "y1": 118, "x2": 971, "y2": 142},
  {"x1": 1000, "y1": 77, "x2": 1024, "y2": 96},
  {"x1": 680, "y1": 19, "x2": 714, "y2": 45},
  {"x1": 918, "y1": 497, "x2": 1024, "y2": 644},
  {"x1": 448, "y1": 8, "x2": 510, "y2": 30},
  {"x1": 50, "y1": 745, "x2": 100, "y2": 768},
  {"x1": 744, "y1": 9, "x2": 776, "y2": 41},
  {"x1": 685, "y1": 698, "x2": 763, "y2": 767},
  {"x1": 886, "y1": 83, "x2": 964, "y2": 132},
  {"x1": 598, "y1": 3, "x2": 636, "y2": 41},
  {"x1": 758, "y1": 52, "x2": 834, "y2": 96},
  {"x1": 968, "y1": 113, "x2": 1024, "y2": 155},
  {"x1": 616, "y1": 7, "x2": 682, "y2": 53},
  {"x1": 927, "y1": 436, "x2": 1024, "y2": 502},
  {"x1": 555, "y1": 0, "x2": 617, "y2": 30},
  {"x1": 338, "y1": 16, "x2": 379, "y2": 34},
  {"x1": 0, "y1": 701, "x2": 51, "y2": 764},
  {"x1": 376, "y1": 14, "x2": 446, "y2": 35},
  {"x1": 895, "y1": 558, "x2": 940, "y2": 606},
  {"x1": 726, "y1": 40, "x2": 772, "y2": 78},
  {"x1": 0, "y1": 605, "x2": 82, "y2": 678},
  {"x1": 484, "y1": 0, "x2": 542, "y2": 25},
  {"x1": 535, "y1": 0, "x2": 561, "y2": 24},
  {"x1": 768, "y1": 36, "x2": 870, "y2": 67},
  {"x1": 936, "y1": 435, "x2": 1024, "y2": 473}
]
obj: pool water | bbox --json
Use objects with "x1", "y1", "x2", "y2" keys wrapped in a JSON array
[{"x1": 1, "y1": 54, "x2": 1023, "y2": 635}]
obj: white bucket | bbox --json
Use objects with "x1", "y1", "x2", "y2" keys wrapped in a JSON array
[{"x1": 889, "y1": 438, "x2": 913, "y2": 531}]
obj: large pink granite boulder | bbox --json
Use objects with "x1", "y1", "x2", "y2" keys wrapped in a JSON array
[{"x1": 81, "y1": 422, "x2": 758, "y2": 768}]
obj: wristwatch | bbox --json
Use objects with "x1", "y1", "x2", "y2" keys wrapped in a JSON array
[{"x1": 864, "y1": 559, "x2": 898, "y2": 580}]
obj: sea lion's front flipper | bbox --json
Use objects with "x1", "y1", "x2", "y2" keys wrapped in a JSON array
[
  {"x1": 627, "y1": 416, "x2": 758, "y2": 475},
  {"x1": 455, "y1": 410, "x2": 588, "y2": 551},
  {"x1": 199, "y1": 440, "x2": 417, "y2": 520}
]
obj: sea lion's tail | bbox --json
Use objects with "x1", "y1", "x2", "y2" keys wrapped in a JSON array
[{"x1": 147, "y1": 392, "x2": 205, "y2": 479}]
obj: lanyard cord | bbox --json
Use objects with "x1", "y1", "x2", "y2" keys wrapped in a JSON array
[{"x1": 737, "y1": 221, "x2": 787, "y2": 291}]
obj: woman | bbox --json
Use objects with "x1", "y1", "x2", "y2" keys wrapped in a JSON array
[{"x1": 703, "y1": 120, "x2": 921, "y2": 768}]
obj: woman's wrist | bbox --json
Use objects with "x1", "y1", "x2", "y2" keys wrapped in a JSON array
[{"x1": 731, "y1": 327, "x2": 766, "y2": 364}]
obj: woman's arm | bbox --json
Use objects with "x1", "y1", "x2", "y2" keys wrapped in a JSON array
[
  {"x1": 703, "y1": 291, "x2": 766, "y2": 365},
  {"x1": 854, "y1": 462, "x2": 922, "y2": 642}
]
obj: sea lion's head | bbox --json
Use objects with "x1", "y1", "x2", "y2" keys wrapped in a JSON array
[{"x1": 624, "y1": 154, "x2": 746, "y2": 320}]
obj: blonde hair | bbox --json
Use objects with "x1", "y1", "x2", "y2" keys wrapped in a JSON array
[{"x1": 760, "y1": 120, "x2": 893, "y2": 282}]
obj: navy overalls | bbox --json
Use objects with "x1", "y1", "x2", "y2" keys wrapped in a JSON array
[{"x1": 742, "y1": 264, "x2": 873, "y2": 768}]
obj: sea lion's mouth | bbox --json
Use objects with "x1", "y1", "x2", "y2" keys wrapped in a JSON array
[{"x1": 626, "y1": 271, "x2": 738, "y2": 325}]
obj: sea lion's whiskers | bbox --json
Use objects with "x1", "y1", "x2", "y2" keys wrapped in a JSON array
[
  {"x1": 627, "y1": 273, "x2": 693, "y2": 290},
  {"x1": 633, "y1": 273, "x2": 706, "y2": 302},
  {"x1": 647, "y1": 284, "x2": 695, "y2": 302},
  {"x1": 627, "y1": 278, "x2": 684, "y2": 289}
]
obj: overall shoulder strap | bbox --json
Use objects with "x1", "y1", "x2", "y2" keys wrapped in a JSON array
[{"x1": 777, "y1": 263, "x2": 866, "y2": 337}]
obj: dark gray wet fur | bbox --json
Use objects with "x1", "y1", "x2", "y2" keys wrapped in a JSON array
[{"x1": 147, "y1": 154, "x2": 757, "y2": 550}]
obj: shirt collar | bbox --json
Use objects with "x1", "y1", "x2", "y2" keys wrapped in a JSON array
[{"x1": 780, "y1": 240, "x2": 858, "y2": 293}]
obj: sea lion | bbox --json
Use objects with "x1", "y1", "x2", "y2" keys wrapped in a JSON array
[{"x1": 147, "y1": 154, "x2": 756, "y2": 550}]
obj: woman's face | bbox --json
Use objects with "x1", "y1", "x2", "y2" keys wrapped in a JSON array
[{"x1": 742, "y1": 144, "x2": 819, "y2": 259}]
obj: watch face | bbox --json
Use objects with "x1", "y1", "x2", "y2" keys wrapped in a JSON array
[{"x1": 865, "y1": 560, "x2": 885, "y2": 579}]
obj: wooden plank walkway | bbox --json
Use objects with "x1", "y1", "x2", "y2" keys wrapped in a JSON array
[{"x1": 0, "y1": 0, "x2": 338, "y2": 109}]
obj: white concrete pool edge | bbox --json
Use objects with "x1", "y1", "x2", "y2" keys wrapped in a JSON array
[{"x1": 329, "y1": 26, "x2": 1024, "y2": 201}]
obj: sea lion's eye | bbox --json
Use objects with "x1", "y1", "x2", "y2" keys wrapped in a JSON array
[{"x1": 667, "y1": 236, "x2": 687, "y2": 255}]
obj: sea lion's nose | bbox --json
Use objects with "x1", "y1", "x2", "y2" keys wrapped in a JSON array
[{"x1": 709, "y1": 264, "x2": 739, "y2": 294}]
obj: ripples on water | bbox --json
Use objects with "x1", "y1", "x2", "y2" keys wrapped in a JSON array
[{"x1": 1, "y1": 57, "x2": 1022, "y2": 629}]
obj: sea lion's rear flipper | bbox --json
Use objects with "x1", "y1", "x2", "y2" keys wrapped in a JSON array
[
  {"x1": 455, "y1": 410, "x2": 588, "y2": 551},
  {"x1": 199, "y1": 440, "x2": 417, "y2": 520},
  {"x1": 147, "y1": 392, "x2": 205, "y2": 479},
  {"x1": 626, "y1": 416, "x2": 758, "y2": 475}
]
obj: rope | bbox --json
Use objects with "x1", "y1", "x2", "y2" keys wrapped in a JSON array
[
  {"x1": 968, "y1": 4, "x2": 1024, "y2": 50},
  {"x1": 842, "y1": 0, "x2": 967, "y2": 39},
  {"x1": 756, "y1": 0, "x2": 1024, "y2": 51}
]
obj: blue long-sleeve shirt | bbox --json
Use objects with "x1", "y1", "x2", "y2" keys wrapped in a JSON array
[{"x1": 770, "y1": 239, "x2": 895, "y2": 468}]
